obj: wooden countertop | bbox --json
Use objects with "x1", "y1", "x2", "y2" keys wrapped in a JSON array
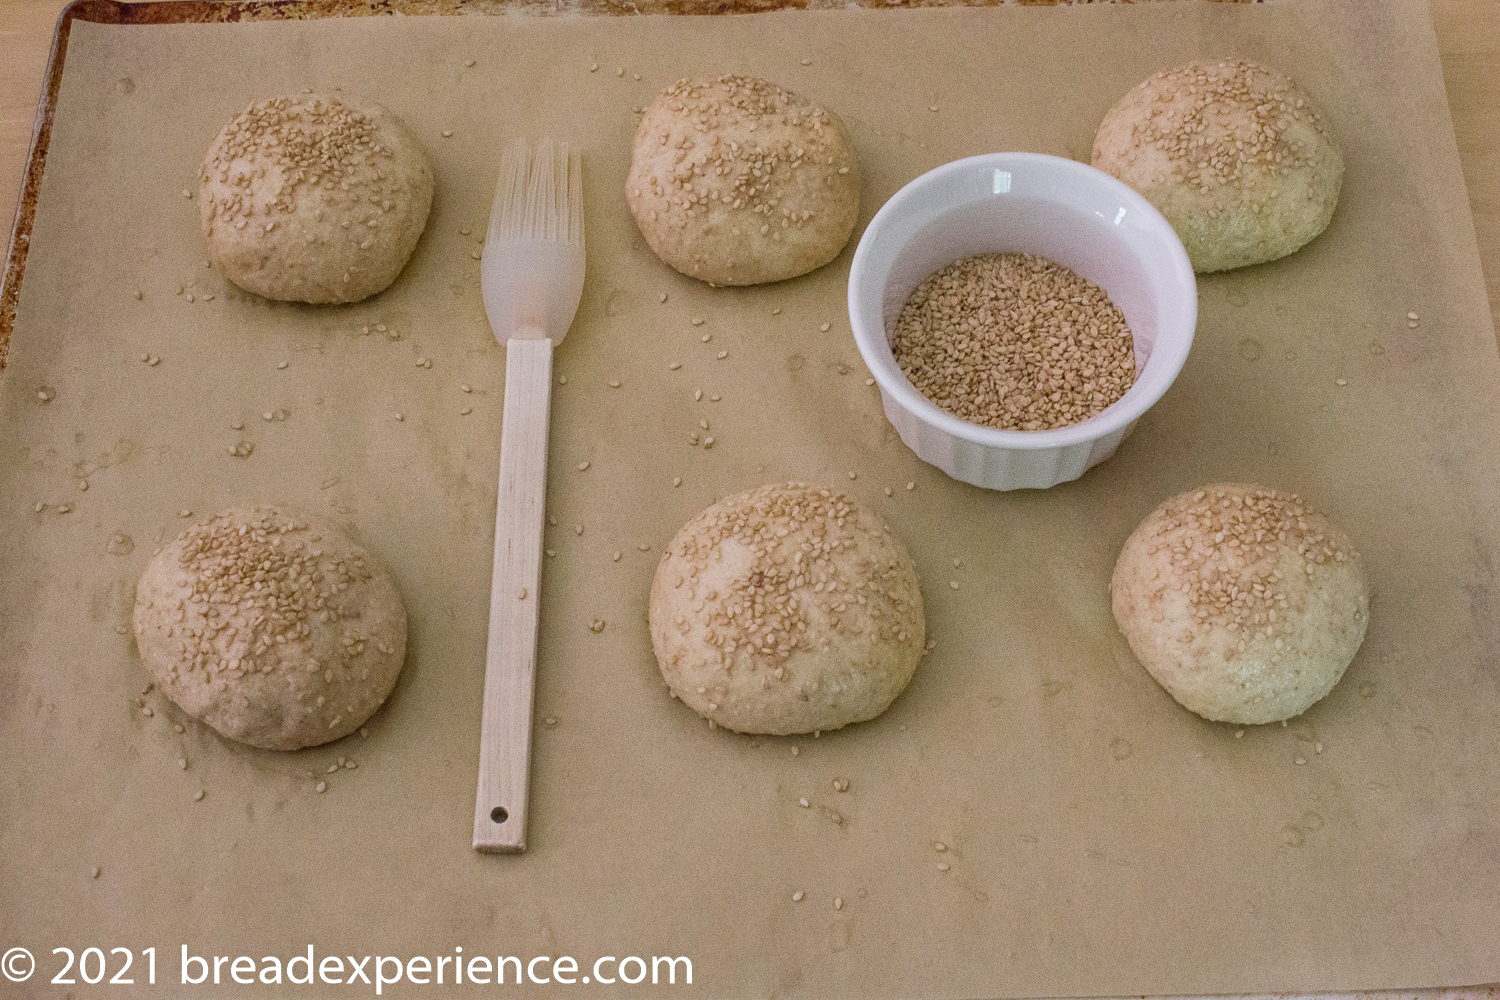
[{"x1": 2, "y1": 0, "x2": 1496, "y2": 336}]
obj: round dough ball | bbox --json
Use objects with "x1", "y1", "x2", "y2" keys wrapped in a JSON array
[
  {"x1": 1092, "y1": 59, "x2": 1343, "y2": 273},
  {"x1": 133, "y1": 505, "x2": 408, "y2": 750},
  {"x1": 626, "y1": 75, "x2": 861, "y2": 286},
  {"x1": 199, "y1": 93, "x2": 434, "y2": 303},
  {"x1": 1111, "y1": 484, "x2": 1369, "y2": 725},
  {"x1": 649, "y1": 483, "x2": 924, "y2": 735}
]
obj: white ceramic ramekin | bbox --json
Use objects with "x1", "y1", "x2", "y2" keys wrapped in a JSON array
[{"x1": 848, "y1": 152, "x2": 1197, "y2": 490}]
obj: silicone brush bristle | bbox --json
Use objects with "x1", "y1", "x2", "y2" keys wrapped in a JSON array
[{"x1": 488, "y1": 139, "x2": 583, "y2": 246}]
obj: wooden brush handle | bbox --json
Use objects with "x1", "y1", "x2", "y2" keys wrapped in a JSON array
[{"x1": 473, "y1": 337, "x2": 553, "y2": 853}]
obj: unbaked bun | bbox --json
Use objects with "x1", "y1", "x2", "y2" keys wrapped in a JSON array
[
  {"x1": 199, "y1": 93, "x2": 434, "y2": 303},
  {"x1": 1110, "y1": 483, "x2": 1369, "y2": 725},
  {"x1": 649, "y1": 483, "x2": 923, "y2": 735},
  {"x1": 134, "y1": 505, "x2": 407, "y2": 750},
  {"x1": 626, "y1": 76, "x2": 861, "y2": 286},
  {"x1": 1092, "y1": 59, "x2": 1342, "y2": 273}
]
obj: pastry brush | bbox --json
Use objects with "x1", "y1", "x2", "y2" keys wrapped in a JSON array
[{"x1": 472, "y1": 139, "x2": 585, "y2": 853}]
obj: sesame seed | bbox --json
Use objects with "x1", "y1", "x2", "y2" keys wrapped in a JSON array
[
  {"x1": 590, "y1": 63, "x2": 599, "y2": 72},
  {"x1": 717, "y1": 351, "x2": 728, "y2": 359},
  {"x1": 178, "y1": 758, "x2": 187, "y2": 769},
  {"x1": 1335, "y1": 378, "x2": 1348, "y2": 386},
  {"x1": 929, "y1": 105, "x2": 939, "y2": 113},
  {"x1": 638, "y1": 543, "x2": 651, "y2": 551},
  {"x1": 578, "y1": 461, "x2": 592, "y2": 471},
  {"x1": 952, "y1": 558, "x2": 961, "y2": 568},
  {"x1": 608, "y1": 380, "x2": 621, "y2": 388},
  {"x1": 1235, "y1": 730, "x2": 1244, "y2": 738},
  {"x1": 544, "y1": 716, "x2": 557, "y2": 726},
  {"x1": 669, "y1": 362, "x2": 681, "y2": 370},
  {"x1": 1315, "y1": 742, "x2": 1324, "y2": 754},
  {"x1": 416, "y1": 357, "x2": 428, "y2": 367},
  {"x1": 575, "y1": 525, "x2": 584, "y2": 535},
  {"x1": 800, "y1": 58, "x2": 812, "y2": 66},
  {"x1": 148, "y1": 356, "x2": 160, "y2": 366},
  {"x1": 934, "y1": 841, "x2": 947, "y2": 851},
  {"x1": 694, "y1": 389, "x2": 703, "y2": 401},
  {"x1": 710, "y1": 393, "x2": 720, "y2": 401},
  {"x1": 93, "y1": 867, "x2": 102, "y2": 878},
  {"x1": 174, "y1": 724, "x2": 185, "y2": 733},
  {"x1": 799, "y1": 797, "x2": 809, "y2": 807},
  {"x1": 937, "y1": 862, "x2": 950, "y2": 871},
  {"x1": 865, "y1": 378, "x2": 875, "y2": 386},
  {"x1": 461, "y1": 383, "x2": 472, "y2": 392},
  {"x1": 1294, "y1": 756, "x2": 1306, "y2": 765},
  {"x1": 57, "y1": 504, "x2": 72, "y2": 513},
  {"x1": 442, "y1": 130, "x2": 453, "y2": 138},
  {"x1": 518, "y1": 587, "x2": 528, "y2": 599},
  {"x1": 193, "y1": 790, "x2": 205, "y2": 802},
  {"x1": 703, "y1": 436, "x2": 715, "y2": 448},
  {"x1": 834, "y1": 897, "x2": 843, "y2": 910},
  {"x1": 471, "y1": 251, "x2": 482, "y2": 260},
  {"x1": 612, "y1": 551, "x2": 622, "y2": 561},
  {"x1": 692, "y1": 317, "x2": 705, "y2": 326},
  {"x1": 263, "y1": 412, "x2": 275, "y2": 421},
  {"x1": 819, "y1": 322, "x2": 830, "y2": 332},
  {"x1": 465, "y1": 59, "x2": 476, "y2": 67},
  {"x1": 186, "y1": 293, "x2": 194, "y2": 302},
  {"x1": 906, "y1": 482, "x2": 915, "y2": 491},
  {"x1": 230, "y1": 421, "x2": 243, "y2": 430},
  {"x1": 894, "y1": 252, "x2": 1135, "y2": 430},
  {"x1": 660, "y1": 292, "x2": 669, "y2": 303},
  {"x1": 1407, "y1": 311, "x2": 1419, "y2": 321},
  {"x1": 558, "y1": 375, "x2": 568, "y2": 385},
  {"x1": 792, "y1": 890, "x2": 805, "y2": 902},
  {"x1": 884, "y1": 487, "x2": 892, "y2": 496},
  {"x1": 949, "y1": 581, "x2": 959, "y2": 590},
  {"x1": 673, "y1": 477, "x2": 682, "y2": 487},
  {"x1": 78, "y1": 480, "x2": 88, "y2": 491},
  {"x1": 616, "y1": 68, "x2": 625, "y2": 77},
  {"x1": 847, "y1": 471, "x2": 856, "y2": 480},
  {"x1": 140, "y1": 354, "x2": 150, "y2": 363},
  {"x1": 133, "y1": 289, "x2": 143, "y2": 300},
  {"x1": 394, "y1": 413, "x2": 403, "y2": 421},
  {"x1": 589, "y1": 619, "x2": 606, "y2": 632},
  {"x1": 771, "y1": 307, "x2": 782, "y2": 315},
  {"x1": 545, "y1": 549, "x2": 556, "y2": 558},
  {"x1": 460, "y1": 406, "x2": 472, "y2": 415},
  {"x1": 34, "y1": 502, "x2": 43, "y2": 512},
  {"x1": 701, "y1": 334, "x2": 712, "y2": 343},
  {"x1": 791, "y1": 746, "x2": 799, "y2": 756},
  {"x1": 316, "y1": 781, "x2": 327, "y2": 793}
]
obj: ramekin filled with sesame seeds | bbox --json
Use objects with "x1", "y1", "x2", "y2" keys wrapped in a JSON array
[{"x1": 848, "y1": 152, "x2": 1196, "y2": 490}]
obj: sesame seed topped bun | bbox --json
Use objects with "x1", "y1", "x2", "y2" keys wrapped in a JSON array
[
  {"x1": 649, "y1": 483, "x2": 924, "y2": 736},
  {"x1": 626, "y1": 76, "x2": 861, "y2": 286},
  {"x1": 199, "y1": 92, "x2": 434, "y2": 304},
  {"x1": 1110, "y1": 484, "x2": 1370, "y2": 725},
  {"x1": 133, "y1": 505, "x2": 407, "y2": 750},
  {"x1": 1092, "y1": 59, "x2": 1343, "y2": 273}
]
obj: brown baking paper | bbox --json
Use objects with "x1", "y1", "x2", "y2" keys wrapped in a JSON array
[{"x1": 2, "y1": 0, "x2": 1498, "y2": 996}]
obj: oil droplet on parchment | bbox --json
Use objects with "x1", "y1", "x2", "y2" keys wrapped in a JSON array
[
  {"x1": 1109, "y1": 736, "x2": 1134, "y2": 761},
  {"x1": 106, "y1": 532, "x2": 135, "y2": 556},
  {"x1": 1237, "y1": 337, "x2": 1264, "y2": 361}
]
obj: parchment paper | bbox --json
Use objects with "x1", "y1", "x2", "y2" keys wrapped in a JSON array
[{"x1": 3, "y1": 1, "x2": 1499, "y2": 996}]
